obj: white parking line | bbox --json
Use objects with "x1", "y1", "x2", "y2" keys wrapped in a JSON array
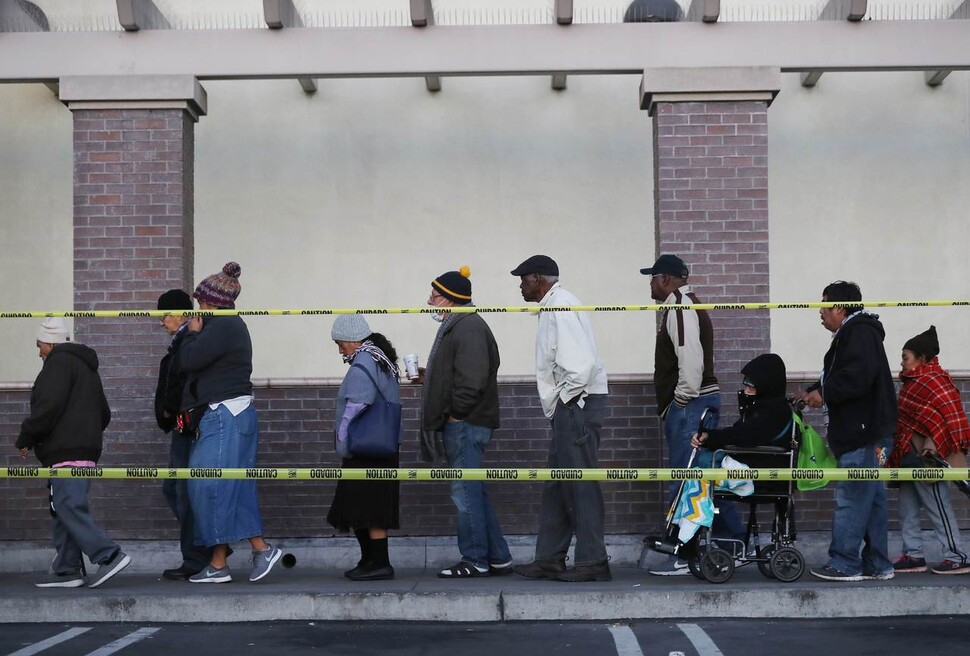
[
  {"x1": 677, "y1": 623, "x2": 724, "y2": 656},
  {"x1": 608, "y1": 624, "x2": 645, "y2": 656},
  {"x1": 84, "y1": 628, "x2": 160, "y2": 656},
  {"x1": 7, "y1": 627, "x2": 91, "y2": 656}
]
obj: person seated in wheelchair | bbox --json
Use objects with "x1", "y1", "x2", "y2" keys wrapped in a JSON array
[{"x1": 690, "y1": 353, "x2": 792, "y2": 462}]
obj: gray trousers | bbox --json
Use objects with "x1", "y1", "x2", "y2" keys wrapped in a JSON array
[
  {"x1": 534, "y1": 394, "x2": 608, "y2": 567},
  {"x1": 898, "y1": 480, "x2": 967, "y2": 563},
  {"x1": 49, "y1": 478, "x2": 120, "y2": 575}
]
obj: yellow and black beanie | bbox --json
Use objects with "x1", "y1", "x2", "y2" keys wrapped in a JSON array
[{"x1": 432, "y1": 266, "x2": 472, "y2": 305}]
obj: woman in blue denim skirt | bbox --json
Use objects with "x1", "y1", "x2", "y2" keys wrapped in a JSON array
[{"x1": 180, "y1": 262, "x2": 282, "y2": 584}]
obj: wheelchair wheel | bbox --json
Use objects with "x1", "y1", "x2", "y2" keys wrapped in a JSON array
[
  {"x1": 699, "y1": 548, "x2": 735, "y2": 584},
  {"x1": 688, "y1": 556, "x2": 706, "y2": 580},
  {"x1": 769, "y1": 547, "x2": 805, "y2": 582},
  {"x1": 757, "y1": 544, "x2": 777, "y2": 579}
]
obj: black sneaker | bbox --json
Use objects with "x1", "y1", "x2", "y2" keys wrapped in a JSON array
[
  {"x1": 810, "y1": 564, "x2": 863, "y2": 582},
  {"x1": 893, "y1": 555, "x2": 928, "y2": 573},
  {"x1": 555, "y1": 562, "x2": 612, "y2": 582}
]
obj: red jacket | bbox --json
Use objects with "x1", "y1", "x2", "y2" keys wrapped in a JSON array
[{"x1": 889, "y1": 358, "x2": 970, "y2": 467}]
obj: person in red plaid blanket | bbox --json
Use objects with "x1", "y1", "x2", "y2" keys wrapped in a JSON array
[{"x1": 888, "y1": 325, "x2": 970, "y2": 575}]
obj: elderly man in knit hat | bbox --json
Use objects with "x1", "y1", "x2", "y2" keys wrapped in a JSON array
[
  {"x1": 16, "y1": 318, "x2": 131, "y2": 588},
  {"x1": 510, "y1": 255, "x2": 611, "y2": 582},
  {"x1": 154, "y1": 289, "x2": 211, "y2": 580},
  {"x1": 419, "y1": 266, "x2": 513, "y2": 578}
]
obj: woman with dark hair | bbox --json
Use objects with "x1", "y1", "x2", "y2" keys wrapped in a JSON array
[
  {"x1": 888, "y1": 326, "x2": 970, "y2": 575},
  {"x1": 328, "y1": 315, "x2": 401, "y2": 581}
]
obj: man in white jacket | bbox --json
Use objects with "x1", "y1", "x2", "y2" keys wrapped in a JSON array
[{"x1": 510, "y1": 255, "x2": 611, "y2": 582}]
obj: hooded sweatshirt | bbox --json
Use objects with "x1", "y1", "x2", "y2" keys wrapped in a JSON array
[
  {"x1": 702, "y1": 353, "x2": 793, "y2": 450},
  {"x1": 16, "y1": 343, "x2": 111, "y2": 466},
  {"x1": 807, "y1": 312, "x2": 898, "y2": 457}
]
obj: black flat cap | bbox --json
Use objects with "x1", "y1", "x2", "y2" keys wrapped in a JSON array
[{"x1": 511, "y1": 254, "x2": 559, "y2": 277}]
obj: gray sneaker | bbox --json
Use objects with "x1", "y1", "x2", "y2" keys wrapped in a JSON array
[
  {"x1": 648, "y1": 556, "x2": 691, "y2": 576},
  {"x1": 189, "y1": 564, "x2": 232, "y2": 584},
  {"x1": 249, "y1": 544, "x2": 283, "y2": 582},
  {"x1": 35, "y1": 571, "x2": 86, "y2": 588},
  {"x1": 88, "y1": 551, "x2": 131, "y2": 588}
]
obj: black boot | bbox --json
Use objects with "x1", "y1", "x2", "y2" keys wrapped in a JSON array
[
  {"x1": 344, "y1": 529, "x2": 373, "y2": 579},
  {"x1": 347, "y1": 536, "x2": 394, "y2": 581}
]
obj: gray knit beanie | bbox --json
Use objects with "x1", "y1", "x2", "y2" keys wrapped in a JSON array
[{"x1": 331, "y1": 315, "x2": 371, "y2": 342}]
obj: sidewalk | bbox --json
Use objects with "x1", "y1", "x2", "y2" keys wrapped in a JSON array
[{"x1": 1, "y1": 532, "x2": 968, "y2": 623}]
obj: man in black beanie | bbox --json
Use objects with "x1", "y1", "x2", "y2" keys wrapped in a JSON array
[
  {"x1": 419, "y1": 267, "x2": 513, "y2": 578},
  {"x1": 155, "y1": 289, "x2": 211, "y2": 580}
]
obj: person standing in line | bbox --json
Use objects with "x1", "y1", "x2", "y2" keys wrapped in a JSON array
[
  {"x1": 510, "y1": 255, "x2": 612, "y2": 583},
  {"x1": 16, "y1": 318, "x2": 131, "y2": 589},
  {"x1": 328, "y1": 314, "x2": 401, "y2": 581},
  {"x1": 640, "y1": 254, "x2": 743, "y2": 576},
  {"x1": 419, "y1": 266, "x2": 513, "y2": 578},
  {"x1": 154, "y1": 289, "x2": 211, "y2": 580},
  {"x1": 888, "y1": 326, "x2": 970, "y2": 575},
  {"x1": 181, "y1": 262, "x2": 282, "y2": 584},
  {"x1": 802, "y1": 280, "x2": 897, "y2": 582}
]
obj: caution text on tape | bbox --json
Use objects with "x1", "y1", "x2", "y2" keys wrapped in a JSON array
[{"x1": 2, "y1": 466, "x2": 968, "y2": 482}]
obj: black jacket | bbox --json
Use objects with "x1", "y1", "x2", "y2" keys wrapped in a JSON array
[
  {"x1": 704, "y1": 353, "x2": 793, "y2": 450},
  {"x1": 16, "y1": 343, "x2": 111, "y2": 466},
  {"x1": 807, "y1": 313, "x2": 898, "y2": 457},
  {"x1": 422, "y1": 312, "x2": 501, "y2": 431},
  {"x1": 155, "y1": 325, "x2": 190, "y2": 432},
  {"x1": 180, "y1": 316, "x2": 254, "y2": 409}
]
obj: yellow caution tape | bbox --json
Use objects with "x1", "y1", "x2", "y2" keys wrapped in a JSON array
[
  {"x1": 1, "y1": 300, "x2": 969, "y2": 318},
  {"x1": 1, "y1": 466, "x2": 967, "y2": 482}
]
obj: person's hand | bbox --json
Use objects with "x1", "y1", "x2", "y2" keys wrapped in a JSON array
[
  {"x1": 18, "y1": 447, "x2": 29, "y2": 460},
  {"x1": 447, "y1": 416, "x2": 461, "y2": 423},
  {"x1": 409, "y1": 366, "x2": 426, "y2": 384},
  {"x1": 803, "y1": 389, "x2": 824, "y2": 409},
  {"x1": 187, "y1": 315, "x2": 204, "y2": 333},
  {"x1": 690, "y1": 432, "x2": 707, "y2": 448}
]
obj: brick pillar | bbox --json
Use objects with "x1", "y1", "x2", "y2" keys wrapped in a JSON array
[
  {"x1": 59, "y1": 76, "x2": 206, "y2": 536},
  {"x1": 641, "y1": 68, "x2": 781, "y2": 418}
]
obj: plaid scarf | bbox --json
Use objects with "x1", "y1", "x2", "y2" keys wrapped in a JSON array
[
  {"x1": 889, "y1": 358, "x2": 970, "y2": 467},
  {"x1": 349, "y1": 340, "x2": 400, "y2": 380}
]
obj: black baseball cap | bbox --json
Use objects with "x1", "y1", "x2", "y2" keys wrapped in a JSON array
[
  {"x1": 511, "y1": 254, "x2": 559, "y2": 277},
  {"x1": 639, "y1": 254, "x2": 689, "y2": 277}
]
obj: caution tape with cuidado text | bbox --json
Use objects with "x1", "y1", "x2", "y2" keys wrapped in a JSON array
[
  {"x1": 1, "y1": 466, "x2": 968, "y2": 482},
  {"x1": 1, "y1": 299, "x2": 969, "y2": 319}
]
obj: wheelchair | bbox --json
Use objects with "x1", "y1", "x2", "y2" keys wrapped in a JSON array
[{"x1": 651, "y1": 402, "x2": 807, "y2": 584}]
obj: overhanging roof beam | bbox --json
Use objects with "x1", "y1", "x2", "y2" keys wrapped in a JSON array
[
  {"x1": 262, "y1": 0, "x2": 317, "y2": 95},
  {"x1": 410, "y1": 1, "x2": 440, "y2": 93},
  {"x1": 803, "y1": 1, "x2": 867, "y2": 86},
  {"x1": 550, "y1": 1, "x2": 572, "y2": 90},
  {"x1": 926, "y1": 0, "x2": 969, "y2": 87},
  {"x1": 116, "y1": 0, "x2": 171, "y2": 31},
  {"x1": 5, "y1": 22, "x2": 970, "y2": 83},
  {"x1": 687, "y1": 0, "x2": 720, "y2": 23},
  {"x1": 0, "y1": 0, "x2": 55, "y2": 95},
  {"x1": 818, "y1": 0, "x2": 867, "y2": 22}
]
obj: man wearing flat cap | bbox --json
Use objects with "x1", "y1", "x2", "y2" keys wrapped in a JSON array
[
  {"x1": 640, "y1": 254, "x2": 741, "y2": 575},
  {"x1": 510, "y1": 254, "x2": 611, "y2": 582}
]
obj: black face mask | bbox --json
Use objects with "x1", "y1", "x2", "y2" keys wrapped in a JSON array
[{"x1": 737, "y1": 388, "x2": 758, "y2": 417}]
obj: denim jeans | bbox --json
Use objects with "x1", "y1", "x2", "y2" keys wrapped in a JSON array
[
  {"x1": 534, "y1": 395, "x2": 608, "y2": 566},
  {"x1": 162, "y1": 432, "x2": 211, "y2": 570},
  {"x1": 827, "y1": 444, "x2": 891, "y2": 575},
  {"x1": 188, "y1": 403, "x2": 264, "y2": 547},
  {"x1": 663, "y1": 393, "x2": 744, "y2": 540},
  {"x1": 442, "y1": 421, "x2": 512, "y2": 568}
]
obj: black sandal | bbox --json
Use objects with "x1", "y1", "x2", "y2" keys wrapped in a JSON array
[{"x1": 437, "y1": 561, "x2": 489, "y2": 578}]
